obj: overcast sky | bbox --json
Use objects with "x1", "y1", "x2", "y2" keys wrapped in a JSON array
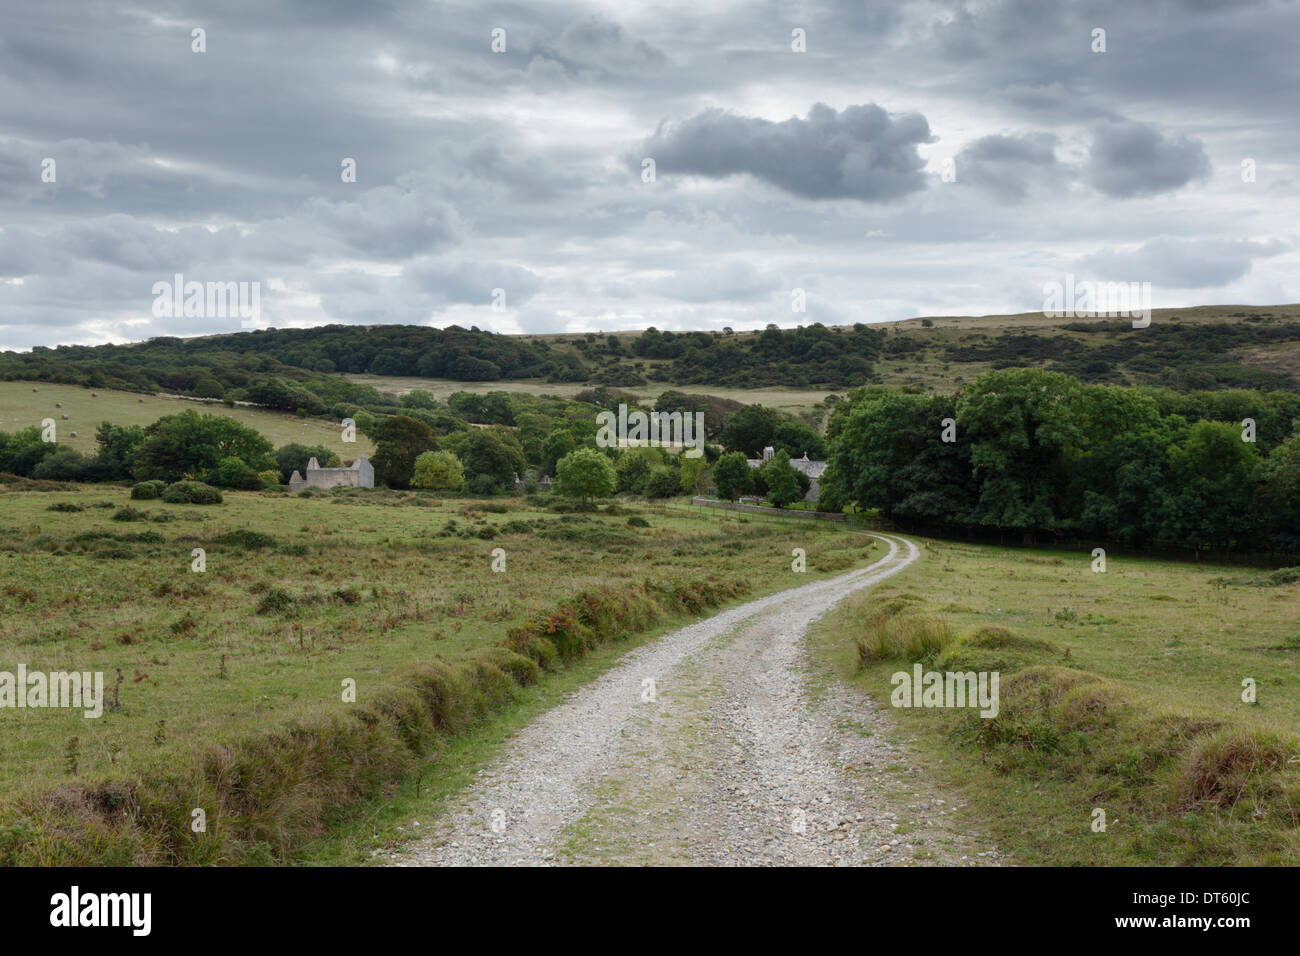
[{"x1": 1, "y1": 0, "x2": 1296, "y2": 351}]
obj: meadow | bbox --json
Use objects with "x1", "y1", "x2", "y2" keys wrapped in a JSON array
[
  {"x1": 811, "y1": 539, "x2": 1300, "y2": 865},
  {"x1": 0, "y1": 381, "x2": 372, "y2": 457},
  {"x1": 0, "y1": 478, "x2": 875, "y2": 864},
  {"x1": 343, "y1": 373, "x2": 836, "y2": 419}
]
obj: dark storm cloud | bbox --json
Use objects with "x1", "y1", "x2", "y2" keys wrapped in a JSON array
[
  {"x1": 1085, "y1": 121, "x2": 1212, "y2": 198},
  {"x1": 637, "y1": 103, "x2": 934, "y2": 201}
]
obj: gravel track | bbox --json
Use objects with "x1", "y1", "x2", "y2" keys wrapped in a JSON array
[{"x1": 391, "y1": 533, "x2": 999, "y2": 867}]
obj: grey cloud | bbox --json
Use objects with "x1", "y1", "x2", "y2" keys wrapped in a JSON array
[
  {"x1": 955, "y1": 132, "x2": 1065, "y2": 201},
  {"x1": 527, "y1": 16, "x2": 668, "y2": 79},
  {"x1": 1, "y1": 0, "x2": 1298, "y2": 349},
  {"x1": 1076, "y1": 237, "x2": 1286, "y2": 287},
  {"x1": 302, "y1": 187, "x2": 461, "y2": 259},
  {"x1": 653, "y1": 260, "x2": 777, "y2": 303},
  {"x1": 1086, "y1": 121, "x2": 1211, "y2": 198},
  {"x1": 313, "y1": 256, "x2": 542, "y2": 325},
  {"x1": 638, "y1": 103, "x2": 934, "y2": 201},
  {"x1": 403, "y1": 257, "x2": 543, "y2": 306}
]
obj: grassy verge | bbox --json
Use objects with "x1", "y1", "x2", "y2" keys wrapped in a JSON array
[
  {"x1": 0, "y1": 479, "x2": 877, "y2": 864},
  {"x1": 811, "y1": 538, "x2": 1300, "y2": 865}
]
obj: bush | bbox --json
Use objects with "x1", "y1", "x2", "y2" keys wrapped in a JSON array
[
  {"x1": 411, "y1": 450, "x2": 465, "y2": 493},
  {"x1": 216, "y1": 456, "x2": 261, "y2": 490},
  {"x1": 644, "y1": 468, "x2": 681, "y2": 499},
  {"x1": 211, "y1": 529, "x2": 277, "y2": 550},
  {"x1": 256, "y1": 588, "x2": 295, "y2": 615},
  {"x1": 31, "y1": 447, "x2": 88, "y2": 481},
  {"x1": 162, "y1": 481, "x2": 224, "y2": 505},
  {"x1": 131, "y1": 480, "x2": 167, "y2": 500},
  {"x1": 465, "y1": 474, "x2": 500, "y2": 496},
  {"x1": 111, "y1": 505, "x2": 149, "y2": 522}
]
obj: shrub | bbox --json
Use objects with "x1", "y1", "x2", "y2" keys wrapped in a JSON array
[
  {"x1": 131, "y1": 480, "x2": 167, "y2": 500},
  {"x1": 644, "y1": 468, "x2": 681, "y2": 499},
  {"x1": 111, "y1": 505, "x2": 149, "y2": 522},
  {"x1": 162, "y1": 481, "x2": 223, "y2": 505},
  {"x1": 212, "y1": 529, "x2": 277, "y2": 551},
  {"x1": 331, "y1": 587, "x2": 362, "y2": 605},
  {"x1": 411, "y1": 450, "x2": 465, "y2": 493},
  {"x1": 256, "y1": 588, "x2": 296, "y2": 615},
  {"x1": 216, "y1": 456, "x2": 261, "y2": 490}
]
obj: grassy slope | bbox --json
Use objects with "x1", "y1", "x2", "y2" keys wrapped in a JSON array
[
  {"x1": 350, "y1": 304, "x2": 1300, "y2": 419},
  {"x1": 343, "y1": 373, "x2": 833, "y2": 418},
  {"x1": 811, "y1": 538, "x2": 1300, "y2": 865},
  {"x1": 0, "y1": 381, "x2": 372, "y2": 457},
  {"x1": 0, "y1": 482, "x2": 877, "y2": 861}
]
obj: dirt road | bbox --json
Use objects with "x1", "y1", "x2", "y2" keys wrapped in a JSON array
[{"x1": 392, "y1": 533, "x2": 998, "y2": 866}]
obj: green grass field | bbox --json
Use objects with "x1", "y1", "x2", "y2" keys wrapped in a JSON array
[
  {"x1": 344, "y1": 373, "x2": 835, "y2": 418},
  {"x1": 448, "y1": 303, "x2": 1300, "y2": 397},
  {"x1": 0, "y1": 480, "x2": 875, "y2": 863},
  {"x1": 811, "y1": 539, "x2": 1300, "y2": 865},
  {"x1": 0, "y1": 381, "x2": 372, "y2": 457}
]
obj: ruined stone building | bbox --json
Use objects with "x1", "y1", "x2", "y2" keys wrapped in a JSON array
[{"x1": 288, "y1": 455, "x2": 375, "y2": 491}]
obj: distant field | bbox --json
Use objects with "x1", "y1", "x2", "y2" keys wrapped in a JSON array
[
  {"x1": 0, "y1": 382, "x2": 372, "y2": 457},
  {"x1": 813, "y1": 539, "x2": 1300, "y2": 865},
  {"x1": 345, "y1": 374, "x2": 834, "y2": 416},
  {"x1": 0, "y1": 483, "x2": 876, "y2": 863},
  {"x1": 351, "y1": 304, "x2": 1300, "y2": 404}
]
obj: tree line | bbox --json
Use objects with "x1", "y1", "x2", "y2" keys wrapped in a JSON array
[{"x1": 816, "y1": 367, "x2": 1300, "y2": 557}]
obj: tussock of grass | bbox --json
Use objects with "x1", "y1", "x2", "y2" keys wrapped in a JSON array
[
  {"x1": 853, "y1": 597, "x2": 954, "y2": 666},
  {"x1": 1170, "y1": 730, "x2": 1300, "y2": 821},
  {"x1": 939, "y1": 625, "x2": 1061, "y2": 672}
]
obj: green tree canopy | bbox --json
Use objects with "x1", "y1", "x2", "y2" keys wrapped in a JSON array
[
  {"x1": 367, "y1": 415, "x2": 436, "y2": 489},
  {"x1": 133, "y1": 410, "x2": 275, "y2": 483},
  {"x1": 556, "y1": 447, "x2": 617, "y2": 505},
  {"x1": 760, "y1": 449, "x2": 802, "y2": 508},
  {"x1": 712, "y1": 451, "x2": 754, "y2": 501},
  {"x1": 412, "y1": 450, "x2": 465, "y2": 492}
]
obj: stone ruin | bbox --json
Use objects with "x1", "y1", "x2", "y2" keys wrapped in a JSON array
[{"x1": 288, "y1": 455, "x2": 375, "y2": 492}]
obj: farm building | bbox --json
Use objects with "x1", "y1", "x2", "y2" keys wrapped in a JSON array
[{"x1": 746, "y1": 446, "x2": 827, "y2": 501}]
